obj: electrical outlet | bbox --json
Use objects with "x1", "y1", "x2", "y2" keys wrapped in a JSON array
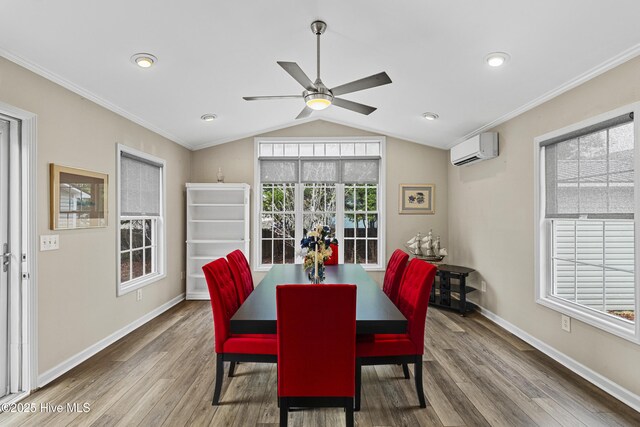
[
  {"x1": 561, "y1": 315, "x2": 571, "y2": 332},
  {"x1": 136, "y1": 289, "x2": 142, "y2": 301},
  {"x1": 481, "y1": 280, "x2": 487, "y2": 292},
  {"x1": 40, "y1": 235, "x2": 60, "y2": 251}
]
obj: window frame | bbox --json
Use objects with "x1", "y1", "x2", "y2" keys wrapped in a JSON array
[
  {"x1": 534, "y1": 102, "x2": 640, "y2": 343},
  {"x1": 253, "y1": 136, "x2": 386, "y2": 272},
  {"x1": 116, "y1": 144, "x2": 167, "y2": 296}
]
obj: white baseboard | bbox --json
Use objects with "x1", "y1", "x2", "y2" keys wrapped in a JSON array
[
  {"x1": 476, "y1": 306, "x2": 640, "y2": 413},
  {"x1": 37, "y1": 293, "x2": 185, "y2": 388}
]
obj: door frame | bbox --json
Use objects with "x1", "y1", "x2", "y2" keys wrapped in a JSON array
[{"x1": 0, "y1": 100, "x2": 37, "y2": 401}]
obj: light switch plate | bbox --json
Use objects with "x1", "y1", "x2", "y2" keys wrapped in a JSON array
[{"x1": 40, "y1": 235, "x2": 60, "y2": 251}]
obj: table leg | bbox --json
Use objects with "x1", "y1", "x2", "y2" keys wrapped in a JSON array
[
  {"x1": 459, "y1": 275, "x2": 467, "y2": 316},
  {"x1": 430, "y1": 276, "x2": 436, "y2": 304},
  {"x1": 441, "y1": 273, "x2": 451, "y2": 307}
]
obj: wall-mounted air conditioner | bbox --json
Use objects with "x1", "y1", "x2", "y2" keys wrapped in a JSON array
[{"x1": 450, "y1": 132, "x2": 499, "y2": 166}]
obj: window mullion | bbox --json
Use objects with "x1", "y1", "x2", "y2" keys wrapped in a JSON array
[
  {"x1": 295, "y1": 183, "x2": 303, "y2": 264},
  {"x1": 336, "y1": 184, "x2": 344, "y2": 263}
]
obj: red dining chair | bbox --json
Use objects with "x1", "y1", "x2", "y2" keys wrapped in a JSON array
[
  {"x1": 382, "y1": 249, "x2": 409, "y2": 305},
  {"x1": 324, "y1": 243, "x2": 339, "y2": 265},
  {"x1": 277, "y1": 284, "x2": 356, "y2": 427},
  {"x1": 203, "y1": 258, "x2": 277, "y2": 405},
  {"x1": 227, "y1": 249, "x2": 254, "y2": 303},
  {"x1": 355, "y1": 258, "x2": 437, "y2": 410}
]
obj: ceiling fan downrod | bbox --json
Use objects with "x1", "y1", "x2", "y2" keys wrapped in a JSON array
[{"x1": 310, "y1": 20, "x2": 327, "y2": 84}]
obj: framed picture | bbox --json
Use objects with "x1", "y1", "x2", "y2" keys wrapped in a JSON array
[
  {"x1": 50, "y1": 164, "x2": 109, "y2": 230},
  {"x1": 399, "y1": 184, "x2": 435, "y2": 214}
]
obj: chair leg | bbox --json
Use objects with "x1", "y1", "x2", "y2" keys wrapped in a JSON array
[
  {"x1": 279, "y1": 397, "x2": 288, "y2": 427},
  {"x1": 355, "y1": 358, "x2": 362, "y2": 411},
  {"x1": 402, "y1": 363, "x2": 410, "y2": 379},
  {"x1": 344, "y1": 397, "x2": 353, "y2": 427},
  {"x1": 212, "y1": 354, "x2": 224, "y2": 405},
  {"x1": 345, "y1": 397, "x2": 354, "y2": 427},
  {"x1": 414, "y1": 355, "x2": 426, "y2": 408},
  {"x1": 229, "y1": 361, "x2": 236, "y2": 377}
]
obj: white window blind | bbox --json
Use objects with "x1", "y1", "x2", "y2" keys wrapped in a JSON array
[
  {"x1": 260, "y1": 160, "x2": 298, "y2": 183},
  {"x1": 544, "y1": 113, "x2": 634, "y2": 219},
  {"x1": 120, "y1": 154, "x2": 162, "y2": 216},
  {"x1": 301, "y1": 160, "x2": 339, "y2": 183},
  {"x1": 342, "y1": 159, "x2": 379, "y2": 184},
  {"x1": 259, "y1": 159, "x2": 380, "y2": 184}
]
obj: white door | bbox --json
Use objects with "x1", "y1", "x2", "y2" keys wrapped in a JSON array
[{"x1": 0, "y1": 118, "x2": 9, "y2": 397}]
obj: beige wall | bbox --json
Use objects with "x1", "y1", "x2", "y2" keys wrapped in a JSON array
[
  {"x1": 0, "y1": 58, "x2": 190, "y2": 374},
  {"x1": 448, "y1": 56, "x2": 640, "y2": 395},
  {"x1": 191, "y1": 120, "x2": 449, "y2": 284}
]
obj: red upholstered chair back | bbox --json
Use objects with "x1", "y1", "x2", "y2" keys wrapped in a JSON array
[
  {"x1": 382, "y1": 249, "x2": 409, "y2": 304},
  {"x1": 202, "y1": 258, "x2": 241, "y2": 353},
  {"x1": 276, "y1": 284, "x2": 356, "y2": 397},
  {"x1": 395, "y1": 259, "x2": 437, "y2": 354},
  {"x1": 324, "y1": 243, "x2": 339, "y2": 265},
  {"x1": 227, "y1": 249, "x2": 254, "y2": 303}
]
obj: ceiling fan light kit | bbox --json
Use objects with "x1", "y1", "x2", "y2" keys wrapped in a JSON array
[
  {"x1": 304, "y1": 90, "x2": 333, "y2": 110},
  {"x1": 243, "y1": 20, "x2": 392, "y2": 119}
]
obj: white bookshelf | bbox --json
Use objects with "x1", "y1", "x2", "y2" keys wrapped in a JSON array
[{"x1": 186, "y1": 183, "x2": 250, "y2": 300}]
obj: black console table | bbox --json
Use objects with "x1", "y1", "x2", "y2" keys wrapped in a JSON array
[{"x1": 429, "y1": 264, "x2": 476, "y2": 315}]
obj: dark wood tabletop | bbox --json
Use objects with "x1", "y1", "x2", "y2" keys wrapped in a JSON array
[{"x1": 230, "y1": 264, "x2": 408, "y2": 334}]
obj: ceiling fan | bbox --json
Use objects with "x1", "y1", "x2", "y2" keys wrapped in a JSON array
[{"x1": 243, "y1": 20, "x2": 392, "y2": 119}]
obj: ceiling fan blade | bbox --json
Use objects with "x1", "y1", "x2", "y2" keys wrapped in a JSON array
[
  {"x1": 243, "y1": 95, "x2": 302, "y2": 101},
  {"x1": 332, "y1": 98, "x2": 377, "y2": 115},
  {"x1": 331, "y1": 72, "x2": 392, "y2": 96},
  {"x1": 277, "y1": 61, "x2": 316, "y2": 91},
  {"x1": 296, "y1": 106, "x2": 313, "y2": 120}
]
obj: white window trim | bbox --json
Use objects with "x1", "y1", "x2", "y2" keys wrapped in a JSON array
[
  {"x1": 253, "y1": 136, "x2": 386, "y2": 272},
  {"x1": 534, "y1": 102, "x2": 640, "y2": 344},
  {"x1": 116, "y1": 144, "x2": 167, "y2": 296}
]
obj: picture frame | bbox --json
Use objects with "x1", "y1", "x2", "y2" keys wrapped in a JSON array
[
  {"x1": 50, "y1": 164, "x2": 109, "y2": 230},
  {"x1": 399, "y1": 184, "x2": 435, "y2": 214}
]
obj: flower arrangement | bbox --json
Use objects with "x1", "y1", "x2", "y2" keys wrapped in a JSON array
[{"x1": 300, "y1": 225, "x2": 337, "y2": 283}]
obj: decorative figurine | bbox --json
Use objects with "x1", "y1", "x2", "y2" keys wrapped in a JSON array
[
  {"x1": 405, "y1": 229, "x2": 447, "y2": 262},
  {"x1": 216, "y1": 167, "x2": 224, "y2": 183}
]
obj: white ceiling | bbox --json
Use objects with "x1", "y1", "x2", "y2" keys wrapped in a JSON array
[{"x1": 2, "y1": 1, "x2": 640, "y2": 150}]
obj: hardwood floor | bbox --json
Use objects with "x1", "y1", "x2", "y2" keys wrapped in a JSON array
[{"x1": 1, "y1": 300, "x2": 639, "y2": 426}]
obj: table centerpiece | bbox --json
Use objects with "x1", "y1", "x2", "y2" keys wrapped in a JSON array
[{"x1": 300, "y1": 225, "x2": 337, "y2": 283}]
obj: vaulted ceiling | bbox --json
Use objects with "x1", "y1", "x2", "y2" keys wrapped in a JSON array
[{"x1": 2, "y1": 1, "x2": 640, "y2": 150}]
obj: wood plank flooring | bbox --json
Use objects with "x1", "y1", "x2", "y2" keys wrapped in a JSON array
[{"x1": 1, "y1": 300, "x2": 639, "y2": 426}]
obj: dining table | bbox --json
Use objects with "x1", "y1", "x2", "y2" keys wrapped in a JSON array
[{"x1": 230, "y1": 264, "x2": 408, "y2": 335}]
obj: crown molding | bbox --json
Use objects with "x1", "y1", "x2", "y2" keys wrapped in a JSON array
[
  {"x1": 446, "y1": 42, "x2": 640, "y2": 149},
  {"x1": 0, "y1": 48, "x2": 190, "y2": 149}
]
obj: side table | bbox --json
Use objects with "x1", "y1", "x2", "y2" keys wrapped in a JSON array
[{"x1": 430, "y1": 264, "x2": 476, "y2": 315}]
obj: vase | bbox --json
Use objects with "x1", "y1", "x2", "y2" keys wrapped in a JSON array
[{"x1": 307, "y1": 264, "x2": 325, "y2": 283}]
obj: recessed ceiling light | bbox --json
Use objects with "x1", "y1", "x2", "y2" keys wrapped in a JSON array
[
  {"x1": 201, "y1": 114, "x2": 217, "y2": 122},
  {"x1": 485, "y1": 52, "x2": 510, "y2": 68},
  {"x1": 422, "y1": 112, "x2": 439, "y2": 121},
  {"x1": 131, "y1": 53, "x2": 157, "y2": 68}
]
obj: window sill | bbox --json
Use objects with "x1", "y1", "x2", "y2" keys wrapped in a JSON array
[
  {"x1": 536, "y1": 295, "x2": 638, "y2": 344},
  {"x1": 118, "y1": 272, "x2": 166, "y2": 297}
]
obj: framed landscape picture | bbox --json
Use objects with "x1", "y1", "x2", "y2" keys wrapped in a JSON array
[
  {"x1": 399, "y1": 184, "x2": 435, "y2": 214},
  {"x1": 50, "y1": 164, "x2": 109, "y2": 230}
]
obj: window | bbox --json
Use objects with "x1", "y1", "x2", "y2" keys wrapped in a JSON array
[
  {"x1": 255, "y1": 138, "x2": 385, "y2": 271},
  {"x1": 261, "y1": 183, "x2": 296, "y2": 264},
  {"x1": 117, "y1": 145, "x2": 166, "y2": 295},
  {"x1": 344, "y1": 184, "x2": 379, "y2": 264},
  {"x1": 536, "y1": 106, "x2": 639, "y2": 341}
]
